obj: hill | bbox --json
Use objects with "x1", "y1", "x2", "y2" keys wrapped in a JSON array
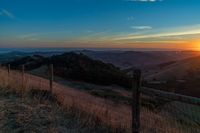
[
  {"x1": 0, "y1": 67, "x2": 198, "y2": 133},
  {"x1": 0, "y1": 87, "x2": 111, "y2": 132},
  {"x1": 0, "y1": 51, "x2": 30, "y2": 64},
  {"x1": 0, "y1": 51, "x2": 64, "y2": 64},
  {"x1": 145, "y1": 56, "x2": 200, "y2": 81},
  {"x1": 1, "y1": 50, "x2": 199, "y2": 69},
  {"x1": 78, "y1": 50, "x2": 200, "y2": 69},
  {"x1": 5, "y1": 52, "x2": 131, "y2": 88},
  {"x1": 144, "y1": 56, "x2": 200, "y2": 97}
]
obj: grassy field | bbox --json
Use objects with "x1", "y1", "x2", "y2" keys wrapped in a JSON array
[
  {"x1": 0, "y1": 67, "x2": 199, "y2": 133},
  {"x1": 0, "y1": 87, "x2": 113, "y2": 133}
]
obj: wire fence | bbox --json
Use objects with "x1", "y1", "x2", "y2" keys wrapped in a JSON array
[
  {"x1": 0, "y1": 65, "x2": 199, "y2": 133},
  {"x1": 0, "y1": 65, "x2": 132, "y2": 132},
  {"x1": 140, "y1": 88, "x2": 200, "y2": 133}
]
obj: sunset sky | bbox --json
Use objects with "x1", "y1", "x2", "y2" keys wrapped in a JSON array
[{"x1": 1, "y1": 0, "x2": 200, "y2": 50}]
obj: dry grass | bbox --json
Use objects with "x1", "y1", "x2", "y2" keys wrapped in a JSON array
[
  {"x1": 0, "y1": 87, "x2": 113, "y2": 133},
  {"x1": 0, "y1": 67, "x2": 199, "y2": 133}
]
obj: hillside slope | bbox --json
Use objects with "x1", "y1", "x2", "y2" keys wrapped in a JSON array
[
  {"x1": 145, "y1": 56, "x2": 200, "y2": 81},
  {"x1": 0, "y1": 68, "x2": 198, "y2": 133},
  {"x1": 5, "y1": 52, "x2": 131, "y2": 88},
  {"x1": 2, "y1": 50, "x2": 199, "y2": 69},
  {"x1": 79, "y1": 50, "x2": 200, "y2": 69},
  {"x1": 0, "y1": 87, "x2": 111, "y2": 133},
  {"x1": 144, "y1": 56, "x2": 200, "y2": 97}
]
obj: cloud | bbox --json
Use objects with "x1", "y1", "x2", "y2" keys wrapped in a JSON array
[
  {"x1": 127, "y1": 16, "x2": 134, "y2": 21},
  {"x1": 85, "y1": 30, "x2": 93, "y2": 33},
  {"x1": 126, "y1": 0, "x2": 162, "y2": 2},
  {"x1": 19, "y1": 33, "x2": 37, "y2": 39},
  {"x1": 19, "y1": 33, "x2": 38, "y2": 41},
  {"x1": 0, "y1": 9, "x2": 15, "y2": 19},
  {"x1": 77, "y1": 30, "x2": 111, "y2": 42},
  {"x1": 131, "y1": 26, "x2": 152, "y2": 30},
  {"x1": 112, "y1": 24, "x2": 200, "y2": 41}
]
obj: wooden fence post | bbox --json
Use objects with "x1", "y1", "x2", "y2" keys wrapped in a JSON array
[
  {"x1": 22, "y1": 65, "x2": 25, "y2": 95},
  {"x1": 50, "y1": 64, "x2": 54, "y2": 93},
  {"x1": 8, "y1": 64, "x2": 10, "y2": 75},
  {"x1": 7, "y1": 64, "x2": 10, "y2": 85},
  {"x1": 132, "y1": 69, "x2": 141, "y2": 133}
]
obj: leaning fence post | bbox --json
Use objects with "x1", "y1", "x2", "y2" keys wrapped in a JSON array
[
  {"x1": 49, "y1": 64, "x2": 54, "y2": 93},
  {"x1": 132, "y1": 69, "x2": 141, "y2": 133}
]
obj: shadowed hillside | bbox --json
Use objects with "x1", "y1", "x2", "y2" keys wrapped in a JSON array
[
  {"x1": 5, "y1": 52, "x2": 132, "y2": 88},
  {"x1": 143, "y1": 56, "x2": 200, "y2": 97},
  {"x1": 1, "y1": 50, "x2": 199, "y2": 69},
  {"x1": 78, "y1": 50, "x2": 200, "y2": 69},
  {"x1": 146, "y1": 56, "x2": 200, "y2": 81},
  {"x1": 0, "y1": 65, "x2": 199, "y2": 133}
]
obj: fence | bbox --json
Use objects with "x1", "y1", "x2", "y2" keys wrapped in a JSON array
[
  {"x1": 0, "y1": 64, "x2": 132, "y2": 132},
  {"x1": 132, "y1": 70, "x2": 200, "y2": 133},
  {"x1": 0, "y1": 64, "x2": 199, "y2": 133},
  {"x1": 138, "y1": 73, "x2": 200, "y2": 133}
]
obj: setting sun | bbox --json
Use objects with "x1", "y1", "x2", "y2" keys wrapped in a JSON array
[{"x1": 192, "y1": 40, "x2": 200, "y2": 51}]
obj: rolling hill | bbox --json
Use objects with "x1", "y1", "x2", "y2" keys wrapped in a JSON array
[
  {"x1": 144, "y1": 56, "x2": 200, "y2": 97},
  {"x1": 1, "y1": 50, "x2": 199, "y2": 69},
  {"x1": 5, "y1": 52, "x2": 131, "y2": 88},
  {"x1": 145, "y1": 56, "x2": 200, "y2": 81},
  {"x1": 78, "y1": 50, "x2": 200, "y2": 69}
]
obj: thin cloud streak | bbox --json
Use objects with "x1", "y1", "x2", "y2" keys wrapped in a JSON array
[
  {"x1": 19, "y1": 33, "x2": 37, "y2": 39},
  {"x1": 131, "y1": 26, "x2": 152, "y2": 30},
  {"x1": 18, "y1": 33, "x2": 39, "y2": 41},
  {"x1": 125, "y1": 0, "x2": 162, "y2": 2},
  {"x1": 127, "y1": 16, "x2": 134, "y2": 20},
  {"x1": 113, "y1": 25, "x2": 200, "y2": 41},
  {"x1": 0, "y1": 9, "x2": 15, "y2": 19},
  {"x1": 131, "y1": 40, "x2": 188, "y2": 44}
]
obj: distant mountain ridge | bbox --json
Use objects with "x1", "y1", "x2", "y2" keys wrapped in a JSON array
[
  {"x1": 1, "y1": 50, "x2": 199, "y2": 69},
  {"x1": 78, "y1": 50, "x2": 200, "y2": 69},
  {"x1": 0, "y1": 51, "x2": 64, "y2": 63}
]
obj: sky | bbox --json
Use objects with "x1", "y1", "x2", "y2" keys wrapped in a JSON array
[{"x1": 1, "y1": 0, "x2": 200, "y2": 50}]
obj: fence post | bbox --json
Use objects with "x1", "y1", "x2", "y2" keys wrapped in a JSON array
[
  {"x1": 49, "y1": 64, "x2": 54, "y2": 93},
  {"x1": 8, "y1": 64, "x2": 10, "y2": 75},
  {"x1": 22, "y1": 65, "x2": 25, "y2": 95},
  {"x1": 132, "y1": 69, "x2": 141, "y2": 133},
  {"x1": 7, "y1": 64, "x2": 10, "y2": 85}
]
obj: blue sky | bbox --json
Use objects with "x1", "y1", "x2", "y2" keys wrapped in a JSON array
[{"x1": 1, "y1": 0, "x2": 200, "y2": 50}]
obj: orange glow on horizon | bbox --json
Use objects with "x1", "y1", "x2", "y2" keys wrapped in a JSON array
[
  {"x1": 191, "y1": 40, "x2": 200, "y2": 51},
  {"x1": 2, "y1": 37, "x2": 200, "y2": 51}
]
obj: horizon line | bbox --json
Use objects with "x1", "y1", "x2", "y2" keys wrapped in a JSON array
[{"x1": 0, "y1": 47, "x2": 199, "y2": 52}]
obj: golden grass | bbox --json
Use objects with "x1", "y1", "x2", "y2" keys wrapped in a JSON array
[
  {"x1": 0, "y1": 67, "x2": 199, "y2": 133},
  {"x1": 0, "y1": 87, "x2": 113, "y2": 132}
]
